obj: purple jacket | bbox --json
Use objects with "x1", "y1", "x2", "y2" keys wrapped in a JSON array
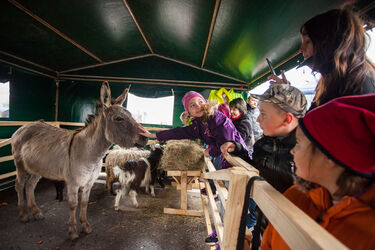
[{"x1": 156, "y1": 111, "x2": 249, "y2": 169}]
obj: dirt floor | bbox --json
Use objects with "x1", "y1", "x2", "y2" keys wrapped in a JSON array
[{"x1": 0, "y1": 179, "x2": 208, "y2": 250}]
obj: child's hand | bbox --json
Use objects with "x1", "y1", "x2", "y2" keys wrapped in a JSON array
[
  {"x1": 220, "y1": 142, "x2": 235, "y2": 155},
  {"x1": 138, "y1": 125, "x2": 157, "y2": 138}
]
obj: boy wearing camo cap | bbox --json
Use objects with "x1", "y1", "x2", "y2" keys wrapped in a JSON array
[
  {"x1": 220, "y1": 84, "x2": 307, "y2": 231},
  {"x1": 221, "y1": 84, "x2": 307, "y2": 193}
]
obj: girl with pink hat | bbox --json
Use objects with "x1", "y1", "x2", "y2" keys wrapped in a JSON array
[{"x1": 140, "y1": 91, "x2": 248, "y2": 170}]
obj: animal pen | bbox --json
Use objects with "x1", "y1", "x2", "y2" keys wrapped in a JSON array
[{"x1": 1, "y1": 0, "x2": 374, "y2": 249}]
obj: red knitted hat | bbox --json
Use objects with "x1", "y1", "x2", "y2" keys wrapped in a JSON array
[
  {"x1": 182, "y1": 91, "x2": 206, "y2": 114},
  {"x1": 299, "y1": 94, "x2": 375, "y2": 177}
]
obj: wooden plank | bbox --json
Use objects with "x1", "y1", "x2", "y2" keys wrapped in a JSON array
[
  {"x1": 200, "y1": 182, "x2": 213, "y2": 235},
  {"x1": 0, "y1": 171, "x2": 16, "y2": 180},
  {"x1": 223, "y1": 173, "x2": 250, "y2": 250},
  {"x1": 253, "y1": 181, "x2": 348, "y2": 250},
  {"x1": 0, "y1": 138, "x2": 11, "y2": 148},
  {"x1": 213, "y1": 180, "x2": 228, "y2": 210},
  {"x1": 204, "y1": 179, "x2": 224, "y2": 246},
  {"x1": 0, "y1": 155, "x2": 14, "y2": 163},
  {"x1": 180, "y1": 171, "x2": 187, "y2": 210},
  {"x1": 163, "y1": 208, "x2": 202, "y2": 217},
  {"x1": 0, "y1": 121, "x2": 30, "y2": 126},
  {"x1": 166, "y1": 170, "x2": 201, "y2": 177},
  {"x1": 223, "y1": 153, "x2": 258, "y2": 173},
  {"x1": 201, "y1": 168, "x2": 239, "y2": 181},
  {"x1": 58, "y1": 122, "x2": 85, "y2": 127}
]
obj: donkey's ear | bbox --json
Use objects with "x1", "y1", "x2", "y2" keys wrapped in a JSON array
[
  {"x1": 100, "y1": 81, "x2": 111, "y2": 108},
  {"x1": 113, "y1": 88, "x2": 129, "y2": 106}
]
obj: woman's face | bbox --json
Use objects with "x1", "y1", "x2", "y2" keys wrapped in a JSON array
[
  {"x1": 187, "y1": 97, "x2": 205, "y2": 118},
  {"x1": 291, "y1": 127, "x2": 326, "y2": 183},
  {"x1": 300, "y1": 34, "x2": 314, "y2": 60}
]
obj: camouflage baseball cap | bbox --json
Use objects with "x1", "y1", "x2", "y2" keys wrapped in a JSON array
[{"x1": 253, "y1": 84, "x2": 307, "y2": 118}]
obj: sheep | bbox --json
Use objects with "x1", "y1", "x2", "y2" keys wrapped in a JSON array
[
  {"x1": 105, "y1": 146, "x2": 150, "y2": 195},
  {"x1": 113, "y1": 144, "x2": 164, "y2": 209}
]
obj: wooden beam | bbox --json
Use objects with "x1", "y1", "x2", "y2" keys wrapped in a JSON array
[
  {"x1": 223, "y1": 153, "x2": 258, "y2": 172},
  {"x1": 58, "y1": 122, "x2": 85, "y2": 127},
  {"x1": 59, "y1": 73, "x2": 244, "y2": 87},
  {"x1": 166, "y1": 170, "x2": 201, "y2": 177},
  {"x1": 0, "y1": 58, "x2": 56, "y2": 79},
  {"x1": 180, "y1": 171, "x2": 187, "y2": 210},
  {"x1": 222, "y1": 173, "x2": 249, "y2": 250},
  {"x1": 201, "y1": 0, "x2": 221, "y2": 68},
  {"x1": 0, "y1": 155, "x2": 14, "y2": 163},
  {"x1": 59, "y1": 76, "x2": 245, "y2": 90},
  {"x1": 252, "y1": 181, "x2": 348, "y2": 249},
  {"x1": 0, "y1": 171, "x2": 16, "y2": 180},
  {"x1": 8, "y1": 0, "x2": 103, "y2": 63},
  {"x1": 0, "y1": 139, "x2": 12, "y2": 148},
  {"x1": 122, "y1": 0, "x2": 153, "y2": 53},
  {"x1": 59, "y1": 54, "x2": 152, "y2": 74},
  {"x1": 0, "y1": 50, "x2": 55, "y2": 73},
  {"x1": 200, "y1": 182, "x2": 214, "y2": 235},
  {"x1": 204, "y1": 179, "x2": 224, "y2": 245}
]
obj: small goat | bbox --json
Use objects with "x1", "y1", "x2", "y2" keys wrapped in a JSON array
[{"x1": 113, "y1": 144, "x2": 163, "y2": 209}]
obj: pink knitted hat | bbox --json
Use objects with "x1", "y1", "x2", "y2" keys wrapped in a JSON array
[{"x1": 182, "y1": 91, "x2": 206, "y2": 114}]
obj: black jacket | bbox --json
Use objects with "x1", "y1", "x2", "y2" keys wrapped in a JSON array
[
  {"x1": 231, "y1": 129, "x2": 296, "y2": 193},
  {"x1": 232, "y1": 114, "x2": 253, "y2": 150}
]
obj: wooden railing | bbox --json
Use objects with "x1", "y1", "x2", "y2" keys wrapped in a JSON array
[{"x1": 201, "y1": 154, "x2": 349, "y2": 250}]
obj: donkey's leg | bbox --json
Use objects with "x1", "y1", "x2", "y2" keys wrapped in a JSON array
[
  {"x1": 79, "y1": 181, "x2": 96, "y2": 234},
  {"x1": 67, "y1": 183, "x2": 79, "y2": 240},
  {"x1": 150, "y1": 185, "x2": 155, "y2": 197},
  {"x1": 15, "y1": 164, "x2": 29, "y2": 222},
  {"x1": 25, "y1": 174, "x2": 43, "y2": 220}
]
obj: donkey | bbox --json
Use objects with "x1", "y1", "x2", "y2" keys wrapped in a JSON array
[{"x1": 11, "y1": 81, "x2": 148, "y2": 240}]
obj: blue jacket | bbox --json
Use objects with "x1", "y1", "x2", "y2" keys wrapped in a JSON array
[{"x1": 156, "y1": 111, "x2": 248, "y2": 169}]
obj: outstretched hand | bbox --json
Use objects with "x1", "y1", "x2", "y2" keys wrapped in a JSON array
[
  {"x1": 138, "y1": 125, "x2": 157, "y2": 138},
  {"x1": 267, "y1": 70, "x2": 289, "y2": 85}
]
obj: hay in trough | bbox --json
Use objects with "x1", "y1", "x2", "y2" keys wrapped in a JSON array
[{"x1": 160, "y1": 140, "x2": 205, "y2": 171}]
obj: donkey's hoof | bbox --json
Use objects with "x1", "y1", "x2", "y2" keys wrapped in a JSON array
[
  {"x1": 69, "y1": 230, "x2": 79, "y2": 240},
  {"x1": 114, "y1": 206, "x2": 119, "y2": 211},
  {"x1": 82, "y1": 223, "x2": 92, "y2": 234},
  {"x1": 33, "y1": 212, "x2": 44, "y2": 220},
  {"x1": 19, "y1": 214, "x2": 29, "y2": 222}
]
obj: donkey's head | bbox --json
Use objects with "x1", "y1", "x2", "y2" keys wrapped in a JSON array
[{"x1": 99, "y1": 81, "x2": 148, "y2": 148}]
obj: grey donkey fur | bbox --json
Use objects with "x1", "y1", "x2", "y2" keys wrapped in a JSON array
[{"x1": 11, "y1": 81, "x2": 148, "y2": 240}]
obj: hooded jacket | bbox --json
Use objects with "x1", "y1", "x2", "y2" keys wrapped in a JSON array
[
  {"x1": 156, "y1": 110, "x2": 248, "y2": 169},
  {"x1": 232, "y1": 114, "x2": 253, "y2": 150},
  {"x1": 261, "y1": 184, "x2": 375, "y2": 250}
]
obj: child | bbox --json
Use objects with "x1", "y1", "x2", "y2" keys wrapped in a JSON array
[
  {"x1": 246, "y1": 94, "x2": 263, "y2": 143},
  {"x1": 229, "y1": 98, "x2": 253, "y2": 150},
  {"x1": 222, "y1": 84, "x2": 307, "y2": 193},
  {"x1": 139, "y1": 91, "x2": 248, "y2": 169},
  {"x1": 179, "y1": 111, "x2": 190, "y2": 126},
  {"x1": 261, "y1": 94, "x2": 375, "y2": 249}
]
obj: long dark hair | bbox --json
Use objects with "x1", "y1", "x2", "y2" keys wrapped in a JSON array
[{"x1": 301, "y1": 8, "x2": 375, "y2": 106}]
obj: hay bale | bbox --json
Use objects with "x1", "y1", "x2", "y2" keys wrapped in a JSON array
[{"x1": 160, "y1": 140, "x2": 205, "y2": 171}]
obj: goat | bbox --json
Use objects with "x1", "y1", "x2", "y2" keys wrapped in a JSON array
[
  {"x1": 113, "y1": 144, "x2": 163, "y2": 209},
  {"x1": 105, "y1": 146, "x2": 150, "y2": 195}
]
